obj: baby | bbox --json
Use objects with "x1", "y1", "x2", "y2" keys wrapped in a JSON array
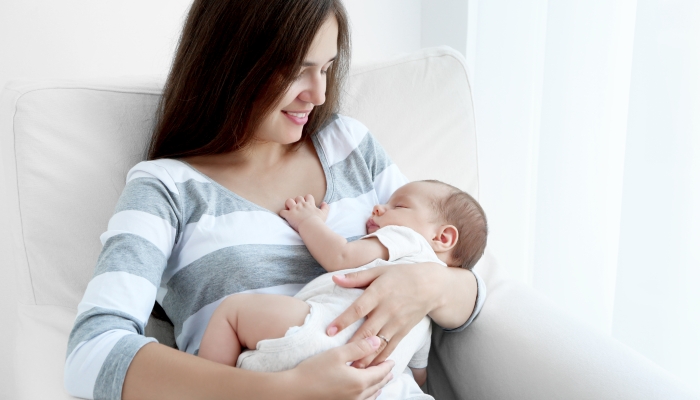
[{"x1": 198, "y1": 180, "x2": 487, "y2": 399}]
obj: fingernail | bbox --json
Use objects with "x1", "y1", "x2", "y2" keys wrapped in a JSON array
[
  {"x1": 366, "y1": 336, "x2": 380, "y2": 348},
  {"x1": 327, "y1": 326, "x2": 338, "y2": 336}
]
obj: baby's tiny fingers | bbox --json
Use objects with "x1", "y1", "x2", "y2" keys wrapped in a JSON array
[
  {"x1": 295, "y1": 196, "x2": 306, "y2": 204},
  {"x1": 304, "y1": 194, "x2": 315, "y2": 204},
  {"x1": 285, "y1": 198, "x2": 297, "y2": 209}
]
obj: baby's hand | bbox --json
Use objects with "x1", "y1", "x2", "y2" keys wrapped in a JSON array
[{"x1": 280, "y1": 194, "x2": 330, "y2": 231}]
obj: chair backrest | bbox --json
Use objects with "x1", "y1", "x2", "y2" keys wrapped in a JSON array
[{"x1": 0, "y1": 46, "x2": 477, "y2": 399}]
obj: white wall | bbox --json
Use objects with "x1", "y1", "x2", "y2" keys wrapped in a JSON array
[
  {"x1": 343, "y1": 0, "x2": 422, "y2": 66},
  {"x1": 0, "y1": 1, "x2": 192, "y2": 89}
]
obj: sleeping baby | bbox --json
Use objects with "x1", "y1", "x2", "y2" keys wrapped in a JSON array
[{"x1": 198, "y1": 180, "x2": 487, "y2": 399}]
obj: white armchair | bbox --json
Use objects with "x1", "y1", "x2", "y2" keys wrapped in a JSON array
[{"x1": 1, "y1": 47, "x2": 696, "y2": 400}]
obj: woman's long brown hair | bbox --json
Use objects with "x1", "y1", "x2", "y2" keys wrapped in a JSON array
[
  {"x1": 148, "y1": 0, "x2": 350, "y2": 160},
  {"x1": 148, "y1": 0, "x2": 350, "y2": 327}
]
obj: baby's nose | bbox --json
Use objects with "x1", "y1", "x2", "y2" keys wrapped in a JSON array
[{"x1": 373, "y1": 205, "x2": 385, "y2": 215}]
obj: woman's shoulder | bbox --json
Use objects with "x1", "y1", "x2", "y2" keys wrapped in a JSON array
[
  {"x1": 126, "y1": 159, "x2": 209, "y2": 195},
  {"x1": 315, "y1": 114, "x2": 383, "y2": 165},
  {"x1": 316, "y1": 114, "x2": 372, "y2": 146}
]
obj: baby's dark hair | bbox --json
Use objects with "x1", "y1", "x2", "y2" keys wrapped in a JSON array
[{"x1": 422, "y1": 180, "x2": 488, "y2": 270}]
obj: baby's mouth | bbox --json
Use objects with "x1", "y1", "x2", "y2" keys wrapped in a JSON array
[{"x1": 366, "y1": 218, "x2": 379, "y2": 232}]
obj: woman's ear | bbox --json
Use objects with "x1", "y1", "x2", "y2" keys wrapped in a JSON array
[{"x1": 432, "y1": 225, "x2": 458, "y2": 253}]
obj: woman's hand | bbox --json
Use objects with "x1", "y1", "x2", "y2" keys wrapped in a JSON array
[
  {"x1": 286, "y1": 336, "x2": 395, "y2": 400},
  {"x1": 326, "y1": 263, "x2": 477, "y2": 368}
]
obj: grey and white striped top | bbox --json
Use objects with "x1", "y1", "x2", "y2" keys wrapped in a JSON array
[{"x1": 64, "y1": 114, "x2": 486, "y2": 400}]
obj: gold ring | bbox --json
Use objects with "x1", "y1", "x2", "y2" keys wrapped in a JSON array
[{"x1": 377, "y1": 334, "x2": 390, "y2": 344}]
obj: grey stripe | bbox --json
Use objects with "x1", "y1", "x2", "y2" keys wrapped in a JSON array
[
  {"x1": 93, "y1": 334, "x2": 156, "y2": 400},
  {"x1": 163, "y1": 244, "x2": 326, "y2": 337},
  {"x1": 327, "y1": 132, "x2": 394, "y2": 203},
  {"x1": 176, "y1": 179, "x2": 262, "y2": 224},
  {"x1": 328, "y1": 146, "x2": 375, "y2": 202},
  {"x1": 357, "y1": 130, "x2": 393, "y2": 180},
  {"x1": 66, "y1": 307, "x2": 144, "y2": 357},
  {"x1": 115, "y1": 177, "x2": 180, "y2": 230},
  {"x1": 95, "y1": 233, "x2": 167, "y2": 287}
]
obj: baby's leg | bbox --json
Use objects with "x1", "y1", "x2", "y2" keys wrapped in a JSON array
[{"x1": 198, "y1": 293, "x2": 310, "y2": 366}]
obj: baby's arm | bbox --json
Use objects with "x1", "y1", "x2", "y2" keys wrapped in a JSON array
[
  {"x1": 410, "y1": 367, "x2": 427, "y2": 387},
  {"x1": 198, "y1": 293, "x2": 310, "y2": 366},
  {"x1": 280, "y1": 195, "x2": 389, "y2": 271}
]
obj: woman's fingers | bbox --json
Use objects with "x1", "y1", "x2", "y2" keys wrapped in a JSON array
[
  {"x1": 349, "y1": 318, "x2": 408, "y2": 368},
  {"x1": 365, "y1": 330, "x2": 408, "y2": 367},
  {"x1": 290, "y1": 336, "x2": 394, "y2": 400},
  {"x1": 332, "y1": 267, "x2": 383, "y2": 289},
  {"x1": 360, "y1": 365, "x2": 394, "y2": 400},
  {"x1": 342, "y1": 336, "x2": 381, "y2": 362},
  {"x1": 327, "y1": 280, "x2": 382, "y2": 336}
]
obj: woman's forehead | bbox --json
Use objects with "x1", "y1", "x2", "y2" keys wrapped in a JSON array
[{"x1": 304, "y1": 16, "x2": 338, "y2": 65}]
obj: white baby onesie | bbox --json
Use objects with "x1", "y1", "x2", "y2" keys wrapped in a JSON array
[{"x1": 236, "y1": 225, "x2": 446, "y2": 400}]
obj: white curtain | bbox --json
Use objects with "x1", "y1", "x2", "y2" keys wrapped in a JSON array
[{"x1": 465, "y1": 0, "x2": 700, "y2": 390}]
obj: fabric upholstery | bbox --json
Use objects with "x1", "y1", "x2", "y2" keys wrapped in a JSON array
[{"x1": 1, "y1": 46, "x2": 696, "y2": 399}]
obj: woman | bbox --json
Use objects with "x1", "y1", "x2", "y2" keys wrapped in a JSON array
[{"x1": 64, "y1": 1, "x2": 484, "y2": 399}]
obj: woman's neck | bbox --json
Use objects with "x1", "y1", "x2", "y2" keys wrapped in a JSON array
[{"x1": 188, "y1": 139, "x2": 304, "y2": 173}]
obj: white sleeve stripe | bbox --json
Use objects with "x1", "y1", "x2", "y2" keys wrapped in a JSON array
[
  {"x1": 101, "y1": 210, "x2": 176, "y2": 258},
  {"x1": 64, "y1": 329, "x2": 131, "y2": 399},
  {"x1": 77, "y1": 271, "x2": 158, "y2": 325},
  {"x1": 317, "y1": 117, "x2": 369, "y2": 166}
]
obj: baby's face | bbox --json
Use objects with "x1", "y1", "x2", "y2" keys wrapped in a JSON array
[{"x1": 366, "y1": 181, "x2": 443, "y2": 240}]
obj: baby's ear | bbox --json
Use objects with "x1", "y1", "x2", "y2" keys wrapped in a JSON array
[{"x1": 433, "y1": 225, "x2": 458, "y2": 252}]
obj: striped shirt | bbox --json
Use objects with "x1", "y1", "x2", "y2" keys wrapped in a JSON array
[{"x1": 64, "y1": 114, "x2": 486, "y2": 400}]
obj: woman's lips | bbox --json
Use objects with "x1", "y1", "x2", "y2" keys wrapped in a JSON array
[{"x1": 282, "y1": 110, "x2": 310, "y2": 125}]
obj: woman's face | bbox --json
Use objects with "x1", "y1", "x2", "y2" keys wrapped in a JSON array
[{"x1": 254, "y1": 16, "x2": 339, "y2": 145}]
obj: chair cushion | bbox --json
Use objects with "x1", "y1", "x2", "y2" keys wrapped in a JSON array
[{"x1": 0, "y1": 46, "x2": 478, "y2": 399}]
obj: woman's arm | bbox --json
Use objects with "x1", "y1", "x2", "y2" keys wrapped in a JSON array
[
  {"x1": 122, "y1": 338, "x2": 394, "y2": 400},
  {"x1": 325, "y1": 263, "x2": 478, "y2": 368}
]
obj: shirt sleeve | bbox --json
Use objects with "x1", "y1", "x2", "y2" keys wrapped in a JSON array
[
  {"x1": 339, "y1": 115, "x2": 409, "y2": 204},
  {"x1": 64, "y1": 161, "x2": 181, "y2": 400},
  {"x1": 408, "y1": 328, "x2": 432, "y2": 369},
  {"x1": 364, "y1": 225, "x2": 426, "y2": 261},
  {"x1": 442, "y1": 270, "x2": 487, "y2": 332}
]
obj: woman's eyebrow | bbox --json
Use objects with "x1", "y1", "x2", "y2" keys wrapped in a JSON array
[{"x1": 302, "y1": 55, "x2": 337, "y2": 67}]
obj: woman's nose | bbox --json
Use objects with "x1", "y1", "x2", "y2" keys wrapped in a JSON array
[{"x1": 299, "y1": 72, "x2": 326, "y2": 106}]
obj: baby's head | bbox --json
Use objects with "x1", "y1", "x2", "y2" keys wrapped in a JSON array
[{"x1": 366, "y1": 180, "x2": 487, "y2": 269}]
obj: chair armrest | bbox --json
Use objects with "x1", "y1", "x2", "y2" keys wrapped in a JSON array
[{"x1": 426, "y1": 252, "x2": 699, "y2": 400}]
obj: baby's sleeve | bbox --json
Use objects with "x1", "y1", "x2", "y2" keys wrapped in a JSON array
[
  {"x1": 408, "y1": 331, "x2": 432, "y2": 369},
  {"x1": 64, "y1": 162, "x2": 180, "y2": 400},
  {"x1": 364, "y1": 226, "x2": 426, "y2": 261}
]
